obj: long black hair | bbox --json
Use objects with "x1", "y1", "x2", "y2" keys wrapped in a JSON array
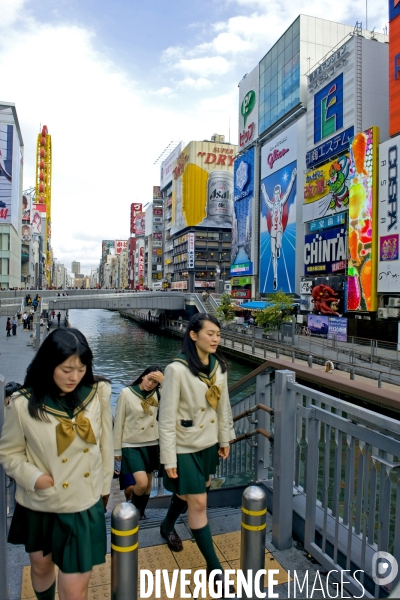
[
  {"x1": 24, "y1": 327, "x2": 108, "y2": 420},
  {"x1": 131, "y1": 365, "x2": 163, "y2": 399},
  {"x1": 181, "y1": 313, "x2": 227, "y2": 376}
]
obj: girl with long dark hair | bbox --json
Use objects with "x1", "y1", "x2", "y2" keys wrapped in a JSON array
[
  {"x1": 158, "y1": 313, "x2": 235, "y2": 594},
  {"x1": 114, "y1": 365, "x2": 163, "y2": 519},
  {"x1": 0, "y1": 328, "x2": 113, "y2": 600}
]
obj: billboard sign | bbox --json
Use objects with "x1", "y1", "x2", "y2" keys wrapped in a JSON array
[
  {"x1": 378, "y1": 135, "x2": 400, "y2": 292},
  {"x1": 188, "y1": 232, "x2": 195, "y2": 268},
  {"x1": 22, "y1": 194, "x2": 32, "y2": 223},
  {"x1": 314, "y1": 74, "x2": 344, "y2": 145},
  {"x1": 138, "y1": 246, "x2": 145, "y2": 280},
  {"x1": 102, "y1": 240, "x2": 115, "y2": 256},
  {"x1": 306, "y1": 127, "x2": 354, "y2": 170},
  {"x1": 389, "y1": 0, "x2": 400, "y2": 21},
  {"x1": 260, "y1": 122, "x2": 298, "y2": 293},
  {"x1": 238, "y1": 64, "x2": 259, "y2": 151},
  {"x1": 152, "y1": 232, "x2": 162, "y2": 248},
  {"x1": 304, "y1": 225, "x2": 347, "y2": 275},
  {"x1": 307, "y1": 314, "x2": 348, "y2": 341},
  {"x1": 303, "y1": 154, "x2": 350, "y2": 222},
  {"x1": 32, "y1": 203, "x2": 46, "y2": 235},
  {"x1": 130, "y1": 203, "x2": 142, "y2": 234},
  {"x1": 231, "y1": 147, "x2": 254, "y2": 276},
  {"x1": 171, "y1": 140, "x2": 237, "y2": 236},
  {"x1": 346, "y1": 127, "x2": 379, "y2": 312},
  {"x1": 115, "y1": 240, "x2": 128, "y2": 255},
  {"x1": 0, "y1": 124, "x2": 21, "y2": 230},
  {"x1": 171, "y1": 281, "x2": 188, "y2": 290},
  {"x1": 21, "y1": 224, "x2": 31, "y2": 242},
  {"x1": 389, "y1": 15, "x2": 400, "y2": 136},
  {"x1": 153, "y1": 186, "x2": 162, "y2": 199},
  {"x1": 309, "y1": 212, "x2": 346, "y2": 232},
  {"x1": 160, "y1": 142, "x2": 183, "y2": 190},
  {"x1": 135, "y1": 212, "x2": 145, "y2": 236},
  {"x1": 230, "y1": 263, "x2": 253, "y2": 276}
]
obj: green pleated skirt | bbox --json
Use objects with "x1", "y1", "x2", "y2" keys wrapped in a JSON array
[
  {"x1": 8, "y1": 497, "x2": 106, "y2": 573},
  {"x1": 163, "y1": 443, "x2": 220, "y2": 495},
  {"x1": 122, "y1": 445, "x2": 160, "y2": 475}
]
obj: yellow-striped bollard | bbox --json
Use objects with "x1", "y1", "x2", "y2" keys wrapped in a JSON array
[
  {"x1": 111, "y1": 502, "x2": 139, "y2": 600},
  {"x1": 240, "y1": 486, "x2": 267, "y2": 592}
]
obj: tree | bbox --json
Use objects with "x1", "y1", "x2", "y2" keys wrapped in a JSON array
[
  {"x1": 255, "y1": 290, "x2": 293, "y2": 332},
  {"x1": 216, "y1": 292, "x2": 235, "y2": 322}
]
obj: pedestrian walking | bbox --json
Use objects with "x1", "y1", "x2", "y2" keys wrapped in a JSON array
[
  {"x1": 51, "y1": 309, "x2": 56, "y2": 319},
  {"x1": 158, "y1": 313, "x2": 235, "y2": 594},
  {"x1": 114, "y1": 366, "x2": 164, "y2": 519},
  {"x1": 0, "y1": 328, "x2": 113, "y2": 600},
  {"x1": 57, "y1": 312, "x2": 61, "y2": 326},
  {"x1": 23, "y1": 312, "x2": 28, "y2": 329},
  {"x1": 32, "y1": 299, "x2": 38, "y2": 312},
  {"x1": 11, "y1": 316, "x2": 18, "y2": 336},
  {"x1": 6, "y1": 317, "x2": 11, "y2": 338}
]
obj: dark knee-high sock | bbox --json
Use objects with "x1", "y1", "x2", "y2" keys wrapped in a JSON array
[
  {"x1": 131, "y1": 490, "x2": 142, "y2": 511},
  {"x1": 140, "y1": 493, "x2": 150, "y2": 517},
  {"x1": 191, "y1": 524, "x2": 221, "y2": 572},
  {"x1": 34, "y1": 580, "x2": 56, "y2": 600},
  {"x1": 162, "y1": 494, "x2": 187, "y2": 534}
]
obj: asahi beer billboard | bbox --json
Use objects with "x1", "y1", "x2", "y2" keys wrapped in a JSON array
[
  {"x1": 231, "y1": 147, "x2": 254, "y2": 276},
  {"x1": 260, "y1": 122, "x2": 298, "y2": 293},
  {"x1": 238, "y1": 65, "x2": 259, "y2": 151},
  {"x1": 378, "y1": 134, "x2": 400, "y2": 292},
  {"x1": 171, "y1": 140, "x2": 237, "y2": 236}
]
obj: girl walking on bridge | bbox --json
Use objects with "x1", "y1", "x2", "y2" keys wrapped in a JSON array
[
  {"x1": 113, "y1": 365, "x2": 164, "y2": 519},
  {"x1": 0, "y1": 328, "x2": 113, "y2": 600},
  {"x1": 159, "y1": 313, "x2": 235, "y2": 595}
]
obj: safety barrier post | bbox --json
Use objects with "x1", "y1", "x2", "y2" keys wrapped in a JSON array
[
  {"x1": 276, "y1": 348, "x2": 280, "y2": 359},
  {"x1": 0, "y1": 375, "x2": 9, "y2": 600},
  {"x1": 350, "y1": 368, "x2": 355, "y2": 380},
  {"x1": 240, "y1": 486, "x2": 267, "y2": 596},
  {"x1": 378, "y1": 373, "x2": 382, "y2": 388},
  {"x1": 308, "y1": 355, "x2": 313, "y2": 368},
  {"x1": 35, "y1": 318, "x2": 41, "y2": 351},
  {"x1": 111, "y1": 502, "x2": 139, "y2": 600}
]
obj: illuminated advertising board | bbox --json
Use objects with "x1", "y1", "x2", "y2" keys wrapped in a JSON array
[
  {"x1": 231, "y1": 147, "x2": 254, "y2": 276},
  {"x1": 346, "y1": 127, "x2": 379, "y2": 312},
  {"x1": 307, "y1": 314, "x2": 348, "y2": 342},
  {"x1": 304, "y1": 225, "x2": 347, "y2": 275},
  {"x1": 238, "y1": 64, "x2": 259, "y2": 151},
  {"x1": 160, "y1": 142, "x2": 183, "y2": 190},
  {"x1": 314, "y1": 74, "x2": 344, "y2": 145},
  {"x1": 115, "y1": 240, "x2": 128, "y2": 255},
  {"x1": 135, "y1": 212, "x2": 145, "y2": 236},
  {"x1": 378, "y1": 134, "x2": 400, "y2": 292},
  {"x1": 152, "y1": 232, "x2": 162, "y2": 248},
  {"x1": 171, "y1": 140, "x2": 237, "y2": 236},
  {"x1": 303, "y1": 154, "x2": 350, "y2": 223},
  {"x1": 130, "y1": 203, "x2": 142, "y2": 234},
  {"x1": 0, "y1": 124, "x2": 21, "y2": 230},
  {"x1": 102, "y1": 240, "x2": 115, "y2": 256},
  {"x1": 22, "y1": 193, "x2": 32, "y2": 223},
  {"x1": 138, "y1": 246, "x2": 145, "y2": 281},
  {"x1": 188, "y1": 232, "x2": 195, "y2": 268},
  {"x1": 21, "y1": 224, "x2": 31, "y2": 242},
  {"x1": 153, "y1": 186, "x2": 162, "y2": 199},
  {"x1": 389, "y1": 15, "x2": 400, "y2": 136},
  {"x1": 260, "y1": 122, "x2": 297, "y2": 293},
  {"x1": 32, "y1": 204, "x2": 46, "y2": 235}
]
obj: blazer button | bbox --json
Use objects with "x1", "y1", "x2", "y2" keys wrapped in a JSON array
[
  {"x1": 63, "y1": 482, "x2": 68, "y2": 488},
  {"x1": 151, "y1": 424, "x2": 154, "y2": 427},
  {"x1": 141, "y1": 427, "x2": 144, "y2": 430},
  {"x1": 83, "y1": 448, "x2": 89, "y2": 453},
  {"x1": 211, "y1": 420, "x2": 215, "y2": 423},
  {"x1": 84, "y1": 473, "x2": 90, "y2": 478},
  {"x1": 201, "y1": 408, "x2": 205, "y2": 412},
  {"x1": 200, "y1": 425, "x2": 204, "y2": 428},
  {"x1": 62, "y1": 458, "x2": 68, "y2": 463}
]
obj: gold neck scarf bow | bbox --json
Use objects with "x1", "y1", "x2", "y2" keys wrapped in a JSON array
[
  {"x1": 55, "y1": 411, "x2": 97, "y2": 456},
  {"x1": 203, "y1": 374, "x2": 221, "y2": 412},
  {"x1": 140, "y1": 396, "x2": 158, "y2": 414}
]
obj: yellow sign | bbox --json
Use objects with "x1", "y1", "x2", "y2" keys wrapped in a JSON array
[{"x1": 303, "y1": 153, "x2": 350, "y2": 223}]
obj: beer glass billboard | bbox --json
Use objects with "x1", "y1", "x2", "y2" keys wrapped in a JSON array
[{"x1": 171, "y1": 140, "x2": 238, "y2": 236}]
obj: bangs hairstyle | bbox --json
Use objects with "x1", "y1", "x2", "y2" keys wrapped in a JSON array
[
  {"x1": 131, "y1": 365, "x2": 163, "y2": 387},
  {"x1": 24, "y1": 327, "x2": 108, "y2": 420},
  {"x1": 181, "y1": 313, "x2": 227, "y2": 376}
]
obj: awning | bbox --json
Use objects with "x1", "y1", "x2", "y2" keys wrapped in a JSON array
[{"x1": 239, "y1": 301, "x2": 273, "y2": 310}]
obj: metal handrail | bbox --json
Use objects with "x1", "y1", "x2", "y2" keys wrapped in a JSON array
[
  {"x1": 231, "y1": 428, "x2": 273, "y2": 444},
  {"x1": 233, "y1": 403, "x2": 274, "y2": 421}
]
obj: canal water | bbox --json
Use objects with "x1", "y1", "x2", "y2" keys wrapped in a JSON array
[{"x1": 70, "y1": 309, "x2": 253, "y2": 413}]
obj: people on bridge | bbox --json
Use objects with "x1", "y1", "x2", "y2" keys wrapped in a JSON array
[
  {"x1": 6, "y1": 317, "x2": 11, "y2": 338},
  {"x1": 57, "y1": 312, "x2": 61, "y2": 326},
  {"x1": 0, "y1": 328, "x2": 113, "y2": 600},
  {"x1": 114, "y1": 366, "x2": 164, "y2": 520},
  {"x1": 158, "y1": 313, "x2": 235, "y2": 595},
  {"x1": 11, "y1": 315, "x2": 18, "y2": 336}
]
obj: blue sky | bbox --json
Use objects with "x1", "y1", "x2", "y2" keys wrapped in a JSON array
[{"x1": 0, "y1": 0, "x2": 389, "y2": 273}]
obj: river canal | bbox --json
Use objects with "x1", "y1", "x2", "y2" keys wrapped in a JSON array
[{"x1": 69, "y1": 309, "x2": 253, "y2": 412}]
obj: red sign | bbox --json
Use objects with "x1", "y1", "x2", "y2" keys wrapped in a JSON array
[
  {"x1": 115, "y1": 240, "x2": 128, "y2": 255},
  {"x1": 130, "y1": 203, "x2": 142, "y2": 234},
  {"x1": 390, "y1": 16, "x2": 400, "y2": 136},
  {"x1": 138, "y1": 247, "x2": 145, "y2": 279}
]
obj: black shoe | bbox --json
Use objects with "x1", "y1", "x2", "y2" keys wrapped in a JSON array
[{"x1": 160, "y1": 524, "x2": 183, "y2": 552}]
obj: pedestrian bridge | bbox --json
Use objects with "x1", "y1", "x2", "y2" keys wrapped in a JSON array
[{"x1": 46, "y1": 292, "x2": 186, "y2": 311}]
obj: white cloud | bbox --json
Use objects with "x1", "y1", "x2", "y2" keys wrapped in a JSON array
[
  {"x1": 152, "y1": 86, "x2": 178, "y2": 97},
  {"x1": 0, "y1": 0, "x2": 28, "y2": 29},
  {"x1": 174, "y1": 56, "x2": 232, "y2": 76},
  {"x1": 177, "y1": 77, "x2": 212, "y2": 90}
]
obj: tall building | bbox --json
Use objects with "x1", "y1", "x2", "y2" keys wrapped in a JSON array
[{"x1": 71, "y1": 261, "x2": 80, "y2": 275}]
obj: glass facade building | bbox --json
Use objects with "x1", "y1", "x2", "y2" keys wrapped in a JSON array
[{"x1": 259, "y1": 18, "x2": 300, "y2": 135}]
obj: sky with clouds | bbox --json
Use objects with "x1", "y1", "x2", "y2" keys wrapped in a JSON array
[{"x1": 0, "y1": 0, "x2": 388, "y2": 275}]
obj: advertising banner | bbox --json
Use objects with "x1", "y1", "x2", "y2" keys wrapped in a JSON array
[
  {"x1": 138, "y1": 247, "x2": 145, "y2": 280},
  {"x1": 0, "y1": 124, "x2": 21, "y2": 229},
  {"x1": 195, "y1": 281, "x2": 215, "y2": 288},
  {"x1": 307, "y1": 314, "x2": 348, "y2": 341},
  {"x1": 153, "y1": 208, "x2": 163, "y2": 216},
  {"x1": 21, "y1": 224, "x2": 31, "y2": 242},
  {"x1": 389, "y1": 15, "x2": 400, "y2": 136},
  {"x1": 303, "y1": 154, "x2": 350, "y2": 223},
  {"x1": 32, "y1": 204, "x2": 46, "y2": 235},
  {"x1": 152, "y1": 232, "x2": 162, "y2": 248},
  {"x1": 306, "y1": 127, "x2": 354, "y2": 170},
  {"x1": 238, "y1": 64, "x2": 259, "y2": 151},
  {"x1": 260, "y1": 122, "x2": 297, "y2": 293},
  {"x1": 115, "y1": 240, "x2": 128, "y2": 255},
  {"x1": 231, "y1": 147, "x2": 254, "y2": 276},
  {"x1": 153, "y1": 186, "x2": 162, "y2": 199},
  {"x1": 230, "y1": 263, "x2": 253, "y2": 275},
  {"x1": 309, "y1": 212, "x2": 346, "y2": 232},
  {"x1": 231, "y1": 276, "x2": 252, "y2": 286},
  {"x1": 378, "y1": 134, "x2": 400, "y2": 292},
  {"x1": 22, "y1": 194, "x2": 32, "y2": 223},
  {"x1": 171, "y1": 281, "x2": 188, "y2": 290},
  {"x1": 160, "y1": 142, "x2": 183, "y2": 190},
  {"x1": 171, "y1": 140, "x2": 237, "y2": 236},
  {"x1": 346, "y1": 127, "x2": 379, "y2": 312},
  {"x1": 130, "y1": 203, "x2": 142, "y2": 234},
  {"x1": 188, "y1": 232, "x2": 195, "y2": 269},
  {"x1": 135, "y1": 213, "x2": 145, "y2": 236},
  {"x1": 102, "y1": 240, "x2": 115, "y2": 256},
  {"x1": 304, "y1": 225, "x2": 347, "y2": 275}
]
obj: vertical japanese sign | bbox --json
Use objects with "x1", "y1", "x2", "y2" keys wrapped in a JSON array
[
  {"x1": 231, "y1": 147, "x2": 254, "y2": 275},
  {"x1": 188, "y1": 232, "x2": 195, "y2": 268},
  {"x1": 346, "y1": 127, "x2": 379, "y2": 312}
]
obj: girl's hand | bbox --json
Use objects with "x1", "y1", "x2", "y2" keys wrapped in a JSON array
[
  {"x1": 115, "y1": 456, "x2": 122, "y2": 461},
  {"x1": 166, "y1": 467, "x2": 178, "y2": 479},
  {"x1": 150, "y1": 371, "x2": 164, "y2": 384},
  {"x1": 35, "y1": 474, "x2": 54, "y2": 490},
  {"x1": 102, "y1": 495, "x2": 110, "y2": 510},
  {"x1": 218, "y1": 446, "x2": 230, "y2": 459}
]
